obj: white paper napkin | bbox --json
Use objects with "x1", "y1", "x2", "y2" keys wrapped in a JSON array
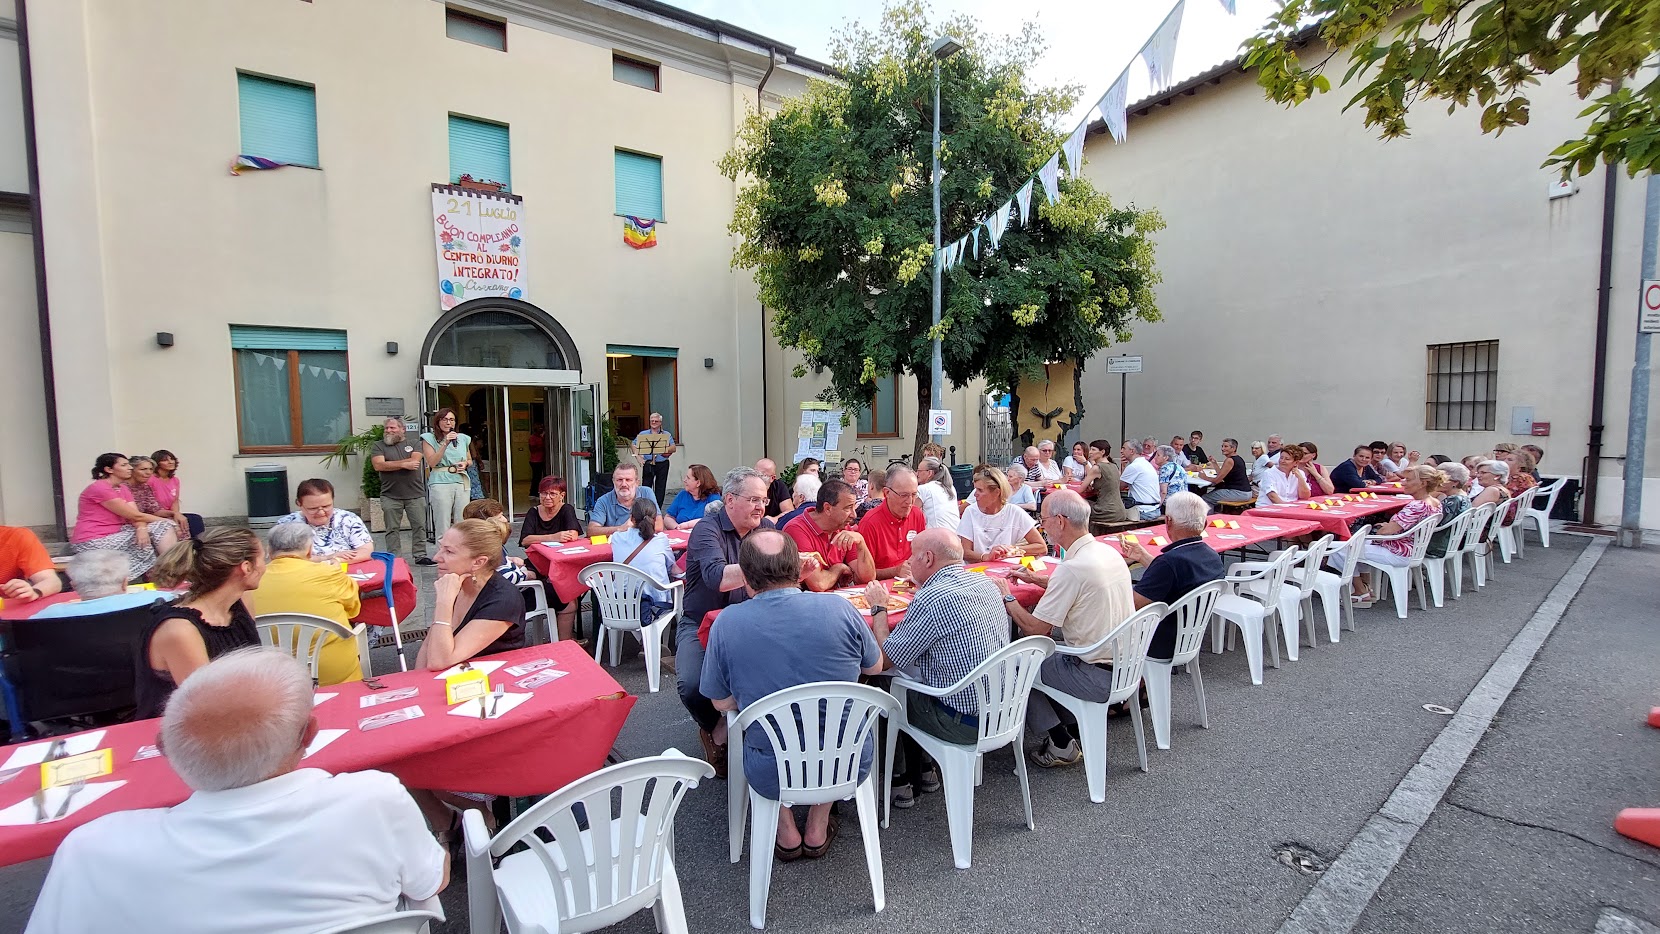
[
  {"x1": 0, "y1": 780, "x2": 127, "y2": 826},
  {"x1": 312, "y1": 693, "x2": 338, "y2": 707},
  {"x1": 302, "y1": 729, "x2": 347, "y2": 759},
  {"x1": 348, "y1": 572, "x2": 377, "y2": 582},
  {"x1": 556, "y1": 547, "x2": 591, "y2": 555},
  {"x1": 1, "y1": 731, "x2": 107, "y2": 772},
  {"x1": 432, "y1": 661, "x2": 504, "y2": 680},
  {"x1": 447, "y1": 692, "x2": 532, "y2": 720}
]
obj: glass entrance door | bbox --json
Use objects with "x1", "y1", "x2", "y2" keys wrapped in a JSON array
[{"x1": 567, "y1": 384, "x2": 600, "y2": 515}]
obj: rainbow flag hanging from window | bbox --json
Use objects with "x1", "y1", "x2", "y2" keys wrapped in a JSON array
[
  {"x1": 622, "y1": 216, "x2": 658, "y2": 249},
  {"x1": 230, "y1": 155, "x2": 289, "y2": 175}
]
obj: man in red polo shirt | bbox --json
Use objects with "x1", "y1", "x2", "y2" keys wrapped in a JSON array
[
  {"x1": 783, "y1": 479, "x2": 875, "y2": 592},
  {"x1": 856, "y1": 465, "x2": 925, "y2": 581}
]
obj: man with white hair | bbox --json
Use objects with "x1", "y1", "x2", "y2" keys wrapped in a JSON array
[
  {"x1": 34, "y1": 550, "x2": 172, "y2": 619},
  {"x1": 989, "y1": 490, "x2": 1135, "y2": 767},
  {"x1": 27, "y1": 648, "x2": 446, "y2": 934},
  {"x1": 1122, "y1": 492, "x2": 1224, "y2": 666},
  {"x1": 1009, "y1": 446, "x2": 1040, "y2": 482},
  {"x1": 248, "y1": 522, "x2": 364, "y2": 685}
]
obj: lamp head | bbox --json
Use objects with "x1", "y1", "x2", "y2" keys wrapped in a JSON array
[{"x1": 929, "y1": 35, "x2": 964, "y2": 60}]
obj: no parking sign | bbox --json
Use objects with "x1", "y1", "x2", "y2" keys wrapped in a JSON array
[
  {"x1": 928, "y1": 409, "x2": 952, "y2": 434},
  {"x1": 1642, "y1": 279, "x2": 1660, "y2": 334}
]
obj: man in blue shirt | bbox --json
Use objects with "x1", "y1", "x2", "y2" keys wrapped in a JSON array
[
  {"x1": 1121, "y1": 492, "x2": 1223, "y2": 660},
  {"x1": 631, "y1": 412, "x2": 677, "y2": 505},
  {"x1": 586, "y1": 463, "x2": 659, "y2": 535},
  {"x1": 703, "y1": 529, "x2": 882, "y2": 860},
  {"x1": 1329, "y1": 445, "x2": 1385, "y2": 494}
]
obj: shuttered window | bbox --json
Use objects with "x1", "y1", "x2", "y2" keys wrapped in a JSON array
[
  {"x1": 229, "y1": 327, "x2": 350, "y2": 452},
  {"x1": 237, "y1": 73, "x2": 319, "y2": 167},
  {"x1": 230, "y1": 325, "x2": 347, "y2": 351},
  {"x1": 446, "y1": 8, "x2": 505, "y2": 50},
  {"x1": 612, "y1": 54, "x2": 660, "y2": 91},
  {"x1": 614, "y1": 150, "x2": 663, "y2": 220},
  {"x1": 449, "y1": 115, "x2": 511, "y2": 189}
]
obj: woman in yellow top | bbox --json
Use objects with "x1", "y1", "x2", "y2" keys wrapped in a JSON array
[{"x1": 248, "y1": 520, "x2": 364, "y2": 684}]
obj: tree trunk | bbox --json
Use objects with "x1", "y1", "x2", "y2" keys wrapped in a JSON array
[{"x1": 913, "y1": 373, "x2": 931, "y2": 463}]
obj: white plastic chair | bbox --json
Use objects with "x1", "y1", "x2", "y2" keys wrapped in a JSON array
[
  {"x1": 1422, "y1": 508, "x2": 1478, "y2": 606},
  {"x1": 463, "y1": 749, "x2": 713, "y2": 934},
  {"x1": 728, "y1": 682, "x2": 898, "y2": 929},
  {"x1": 1210, "y1": 549, "x2": 1296, "y2": 685},
  {"x1": 314, "y1": 910, "x2": 441, "y2": 933},
  {"x1": 254, "y1": 613, "x2": 365, "y2": 684},
  {"x1": 1509, "y1": 486, "x2": 1541, "y2": 560},
  {"x1": 579, "y1": 562, "x2": 682, "y2": 694},
  {"x1": 1233, "y1": 536, "x2": 1333, "y2": 656},
  {"x1": 1143, "y1": 582, "x2": 1226, "y2": 751},
  {"x1": 1492, "y1": 492, "x2": 1525, "y2": 564},
  {"x1": 1359, "y1": 516, "x2": 1439, "y2": 619},
  {"x1": 1309, "y1": 525, "x2": 1371, "y2": 640},
  {"x1": 1459, "y1": 503, "x2": 1498, "y2": 590},
  {"x1": 518, "y1": 579, "x2": 553, "y2": 645},
  {"x1": 1033, "y1": 604, "x2": 1165, "y2": 802},
  {"x1": 881, "y1": 636, "x2": 1056, "y2": 869},
  {"x1": 1525, "y1": 477, "x2": 1565, "y2": 548}
]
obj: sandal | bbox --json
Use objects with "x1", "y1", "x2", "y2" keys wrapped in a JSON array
[
  {"x1": 802, "y1": 815, "x2": 840, "y2": 860},
  {"x1": 774, "y1": 840, "x2": 805, "y2": 863}
]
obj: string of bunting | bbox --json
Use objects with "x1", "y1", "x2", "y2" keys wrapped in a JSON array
[{"x1": 936, "y1": 0, "x2": 1233, "y2": 274}]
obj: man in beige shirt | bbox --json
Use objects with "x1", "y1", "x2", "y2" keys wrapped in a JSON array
[{"x1": 990, "y1": 489, "x2": 1135, "y2": 768}]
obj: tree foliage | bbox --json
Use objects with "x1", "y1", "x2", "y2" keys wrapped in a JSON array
[
  {"x1": 1246, "y1": 1, "x2": 1660, "y2": 177},
  {"x1": 720, "y1": 1, "x2": 1164, "y2": 452}
]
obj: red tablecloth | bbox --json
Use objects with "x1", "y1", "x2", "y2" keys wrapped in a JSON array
[
  {"x1": 1356, "y1": 483, "x2": 1406, "y2": 495},
  {"x1": 1245, "y1": 494, "x2": 1411, "y2": 540},
  {"x1": 0, "y1": 641, "x2": 632, "y2": 867},
  {"x1": 1096, "y1": 515, "x2": 1322, "y2": 561},
  {"x1": 0, "y1": 590, "x2": 132, "y2": 620},
  {"x1": 526, "y1": 530, "x2": 692, "y2": 604},
  {"x1": 349, "y1": 557, "x2": 419, "y2": 629}
]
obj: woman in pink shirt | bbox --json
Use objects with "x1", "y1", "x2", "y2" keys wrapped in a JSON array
[
  {"x1": 71, "y1": 453, "x2": 181, "y2": 581},
  {"x1": 1351, "y1": 465, "x2": 1443, "y2": 607},
  {"x1": 148, "y1": 449, "x2": 201, "y2": 539}
]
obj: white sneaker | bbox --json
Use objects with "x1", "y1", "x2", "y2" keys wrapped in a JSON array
[{"x1": 1030, "y1": 737, "x2": 1081, "y2": 768}]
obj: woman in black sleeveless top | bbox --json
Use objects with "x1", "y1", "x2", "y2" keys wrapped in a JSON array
[{"x1": 134, "y1": 528, "x2": 266, "y2": 719}]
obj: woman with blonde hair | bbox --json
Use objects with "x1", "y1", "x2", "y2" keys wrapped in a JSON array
[
  {"x1": 135, "y1": 528, "x2": 266, "y2": 718},
  {"x1": 1351, "y1": 465, "x2": 1444, "y2": 607},
  {"x1": 417, "y1": 518, "x2": 527, "y2": 670},
  {"x1": 958, "y1": 465, "x2": 1046, "y2": 563}
]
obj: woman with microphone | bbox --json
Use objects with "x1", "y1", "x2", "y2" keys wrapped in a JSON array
[{"x1": 421, "y1": 407, "x2": 473, "y2": 529}]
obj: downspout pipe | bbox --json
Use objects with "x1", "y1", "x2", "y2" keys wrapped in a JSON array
[
  {"x1": 1584, "y1": 159, "x2": 1619, "y2": 526},
  {"x1": 15, "y1": 0, "x2": 67, "y2": 536},
  {"x1": 756, "y1": 48, "x2": 778, "y2": 458}
]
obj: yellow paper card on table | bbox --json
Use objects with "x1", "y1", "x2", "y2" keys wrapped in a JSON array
[
  {"x1": 42, "y1": 749, "x2": 113, "y2": 788},
  {"x1": 1123, "y1": 534, "x2": 1138, "y2": 545},
  {"x1": 445, "y1": 669, "x2": 490, "y2": 706},
  {"x1": 591, "y1": 535, "x2": 609, "y2": 545},
  {"x1": 1228, "y1": 521, "x2": 1240, "y2": 529},
  {"x1": 966, "y1": 566, "x2": 988, "y2": 573},
  {"x1": 1211, "y1": 519, "x2": 1227, "y2": 528},
  {"x1": 1151, "y1": 536, "x2": 1169, "y2": 547},
  {"x1": 1019, "y1": 556, "x2": 1036, "y2": 568}
]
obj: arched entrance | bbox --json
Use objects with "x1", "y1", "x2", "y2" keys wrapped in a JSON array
[{"x1": 419, "y1": 299, "x2": 598, "y2": 516}]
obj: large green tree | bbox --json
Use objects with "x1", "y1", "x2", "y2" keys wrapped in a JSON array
[
  {"x1": 720, "y1": 1, "x2": 1163, "y2": 458},
  {"x1": 1246, "y1": 0, "x2": 1660, "y2": 177}
]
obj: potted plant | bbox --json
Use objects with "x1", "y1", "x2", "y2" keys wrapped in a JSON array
[{"x1": 321, "y1": 424, "x2": 386, "y2": 532}]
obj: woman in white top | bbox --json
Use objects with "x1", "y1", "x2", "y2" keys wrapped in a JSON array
[
  {"x1": 608, "y1": 498, "x2": 678, "y2": 612},
  {"x1": 915, "y1": 456, "x2": 961, "y2": 533},
  {"x1": 958, "y1": 465, "x2": 1046, "y2": 563},
  {"x1": 1257, "y1": 442, "x2": 1311, "y2": 506},
  {"x1": 1061, "y1": 442, "x2": 1090, "y2": 482}
]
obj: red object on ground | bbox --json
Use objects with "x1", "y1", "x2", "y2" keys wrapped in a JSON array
[
  {"x1": 348, "y1": 557, "x2": 419, "y2": 629},
  {"x1": 1648, "y1": 707, "x2": 1660, "y2": 728},
  {"x1": 1615, "y1": 808, "x2": 1660, "y2": 848},
  {"x1": 1244, "y1": 495, "x2": 1410, "y2": 541},
  {"x1": 527, "y1": 529, "x2": 692, "y2": 605},
  {"x1": 0, "y1": 641, "x2": 633, "y2": 867}
]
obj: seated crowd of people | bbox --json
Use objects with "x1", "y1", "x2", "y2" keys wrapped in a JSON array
[{"x1": 6, "y1": 430, "x2": 1555, "y2": 931}]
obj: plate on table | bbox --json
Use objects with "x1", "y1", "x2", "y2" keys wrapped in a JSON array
[{"x1": 844, "y1": 592, "x2": 912, "y2": 614}]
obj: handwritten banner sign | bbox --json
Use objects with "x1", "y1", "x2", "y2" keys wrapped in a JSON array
[{"x1": 432, "y1": 184, "x2": 526, "y2": 311}]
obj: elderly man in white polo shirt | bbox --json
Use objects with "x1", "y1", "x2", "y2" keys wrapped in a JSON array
[
  {"x1": 27, "y1": 648, "x2": 447, "y2": 934},
  {"x1": 989, "y1": 490, "x2": 1135, "y2": 767}
]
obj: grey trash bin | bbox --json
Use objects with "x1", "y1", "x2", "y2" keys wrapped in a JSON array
[{"x1": 245, "y1": 464, "x2": 289, "y2": 527}]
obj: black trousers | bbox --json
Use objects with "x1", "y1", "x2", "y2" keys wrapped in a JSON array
[{"x1": 642, "y1": 460, "x2": 671, "y2": 505}]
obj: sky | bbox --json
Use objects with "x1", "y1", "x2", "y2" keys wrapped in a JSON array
[{"x1": 674, "y1": 0, "x2": 1284, "y2": 129}]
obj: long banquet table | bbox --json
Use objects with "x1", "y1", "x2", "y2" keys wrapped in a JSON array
[
  {"x1": 527, "y1": 529, "x2": 693, "y2": 604},
  {"x1": 0, "y1": 640, "x2": 632, "y2": 867},
  {"x1": 1245, "y1": 493, "x2": 1412, "y2": 540}
]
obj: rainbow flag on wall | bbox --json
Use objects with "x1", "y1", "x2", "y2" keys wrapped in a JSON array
[
  {"x1": 230, "y1": 155, "x2": 289, "y2": 175},
  {"x1": 622, "y1": 216, "x2": 658, "y2": 249}
]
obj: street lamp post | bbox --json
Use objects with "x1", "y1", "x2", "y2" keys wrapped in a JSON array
[{"x1": 928, "y1": 35, "x2": 962, "y2": 447}]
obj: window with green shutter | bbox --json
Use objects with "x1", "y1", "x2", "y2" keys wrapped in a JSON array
[
  {"x1": 230, "y1": 326, "x2": 351, "y2": 452},
  {"x1": 614, "y1": 150, "x2": 663, "y2": 220},
  {"x1": 237, "y1": 73, "x2": 319, "y2": 167},
  {"x1": 449, "y1": 115, "x2": 511, "y2": 189}
]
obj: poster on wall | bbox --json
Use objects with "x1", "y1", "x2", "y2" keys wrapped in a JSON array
[
  {"x1": 795, "y1": 402, "x2": 845, "y2": 464},
  {"x1": 432, "y1": 183, "x2": 526, "y2": 311}
]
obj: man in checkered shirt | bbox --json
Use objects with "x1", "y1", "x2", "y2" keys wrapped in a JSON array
[{"x1": 862, "y1": 528, "x2": 1008, "y2": 809}]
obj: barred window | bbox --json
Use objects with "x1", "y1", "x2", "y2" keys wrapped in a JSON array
[{"x1": 1426, "y1": 341, "x2": 1498, "y2": 431}]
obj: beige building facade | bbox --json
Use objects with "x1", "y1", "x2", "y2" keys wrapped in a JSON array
[
  {"x1": 7, "y1": 0, "x2": 975, "y2": 531},
  {"x1": 1078, "y1": 50, "x2": 1658, "y2": 528}
]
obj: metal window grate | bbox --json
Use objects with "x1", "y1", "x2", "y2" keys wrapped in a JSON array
[{"x1": 1425, "y1": 341, "x2": 1498, "y2": 431}]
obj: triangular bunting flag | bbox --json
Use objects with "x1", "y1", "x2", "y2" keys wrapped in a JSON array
[
  {"x1": 1142, "y1": 1, "x2": 1185, "y2": 93},
  {"x1": 971, "y1": 226, "x2": 981, "y2": 259},
  {"x1": 955, "y1": 236, "x2": 968, "y2": 266},
  {"x1": 985, "y1": 202, "x2": 1012, "y2": 251},
  {"x1": 1038, "y1": 153, "x2": 1061, "y2": 205},
  {"x1": 1015, "y1": 180, "x2": 1033, "y2": 225},
  {"x1": 1217, "y1": 0, "x2": 1235, "y2": 12},
  {"x1": 1062, "y1": 121, "x2": 1089, "y2": 179},
  {"x1": 1097, "y1": 71, "x2": 1131, "y2": 144}
]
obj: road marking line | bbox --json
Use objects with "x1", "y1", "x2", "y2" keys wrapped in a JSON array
[{"x1": 1276, "y1": 538, "x2": 1609, "y2": 934}]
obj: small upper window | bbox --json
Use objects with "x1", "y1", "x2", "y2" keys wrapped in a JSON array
[
  {"x1": 613, "y1": 55, "x2": 660, "y2": 92},
  {"x1": 446, "y1": 8, "x2": 505, "y2": 51},
  {"x1": 237, "y1": 73, "x2": 319, "y2": 168}
]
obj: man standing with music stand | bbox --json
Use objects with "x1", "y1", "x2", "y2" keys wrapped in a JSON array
[{"x1": 632, "y1": 411, "x2": 677, "y2": 505}]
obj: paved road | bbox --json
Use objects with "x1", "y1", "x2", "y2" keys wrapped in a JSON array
[{"x1": 3, "y1": 532, "x2": 1650, "y2": 934}]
